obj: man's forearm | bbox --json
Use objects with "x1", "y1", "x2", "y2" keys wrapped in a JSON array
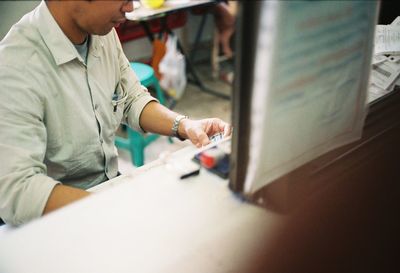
[
  {"x1": 139, "y1": 101, "x2": 231, "y2": 147},
  {"x1": 139, "y1": 101, "x2": 180, "y2": 136},
  {"x1": 43, "y1": 184, "x2": 90, "y2": 215}
]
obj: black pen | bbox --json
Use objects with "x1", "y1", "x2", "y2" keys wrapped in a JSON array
[{"x1": 180, "y1": 168, "x2": 200, "y2": 180}]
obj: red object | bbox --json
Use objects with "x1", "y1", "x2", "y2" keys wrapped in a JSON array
[
  {"x1": 199, "y1": 153, "x2": 216, "y2": 169},
  {"x1": 116, "y1": 11, "x2": 188, "y2": 43},
  {"x1": 199, "y1": 149, "x2": 225, "y2": 169}
]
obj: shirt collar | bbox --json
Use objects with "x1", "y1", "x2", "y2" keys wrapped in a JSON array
[{"x1": 34, "y1": 1, "x2": 101, "y2": 66}]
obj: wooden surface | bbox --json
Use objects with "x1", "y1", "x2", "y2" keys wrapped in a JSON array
[{"x1": 250, "y1": 89, "x2": 400, "y2": 213}]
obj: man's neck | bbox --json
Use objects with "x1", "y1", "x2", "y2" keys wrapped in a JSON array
[{"x1": 46, "y1": 1, "x2": 88, "y2": 45}]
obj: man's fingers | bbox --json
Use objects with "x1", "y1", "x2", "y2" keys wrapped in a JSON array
[
  {"x1": 187, "y1": 128, "x2": 209, "y2": 147},
  {"x1": 223, "y1": 124, "x2": 232, "y2": 137},
  {"x1": 187, "y1": 119, "x2": 231, "y2": 147},
  {"x1": 215, "y1": 119, "x2": 231, "y2": 137},
  {"x1": 197, "y1": 130, "x2": 210, "y2": 146}
]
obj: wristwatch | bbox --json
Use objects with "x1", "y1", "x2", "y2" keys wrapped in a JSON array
[{"x1": 171, "y1": 115, "x2": 188, "y2": 140}]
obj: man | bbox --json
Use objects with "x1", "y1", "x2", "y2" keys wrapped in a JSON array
[{"x1": 0, "y1": 0, "x2": 231, "y2": 226}]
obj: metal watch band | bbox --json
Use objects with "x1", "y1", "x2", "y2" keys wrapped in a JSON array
[{"x1": 172, "y1": 115, "x2": 188, "y2": 140}]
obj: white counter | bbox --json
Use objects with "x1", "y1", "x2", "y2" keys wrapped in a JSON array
[{"x1": 0, "y1": 145, "x2": 279, "y2": 273}]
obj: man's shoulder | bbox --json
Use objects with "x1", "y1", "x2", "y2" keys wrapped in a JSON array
[
  {"x1": 0, "y1": 22, "x2": 50, "y2": 95},
  {"x1": 0, "y1": 11, "x2": 45, "y2": 71}
]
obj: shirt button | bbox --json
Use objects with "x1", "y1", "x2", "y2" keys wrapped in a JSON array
[
  {"x1": 100, "y1": 138, "x2": 104, "y2": 144},
  {"x1": 94, "y1": 104, "x2": 98, "y2": 110}
]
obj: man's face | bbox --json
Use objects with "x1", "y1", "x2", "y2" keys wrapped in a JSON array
[{"x1": 71, "y1": 0, "x2": 134, "y2": 36}]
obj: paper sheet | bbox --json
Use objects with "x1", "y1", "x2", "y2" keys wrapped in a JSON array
[
  {"x1": 369, "y1": 16, "x2": 400, "y2": 100},
  {"x1": 245, "y1": 1, "x2": 378, "y2": 194},
  {"x1": 374, "y1": 25, "x2": 400, "y2": 55},
  {"x1": 370, "y1": 60, "x2": 400, "y2": 90}
]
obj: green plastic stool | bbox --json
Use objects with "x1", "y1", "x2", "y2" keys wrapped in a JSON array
[{"x1": 115, "y1": 62, "x2": 166, "y2": 167}]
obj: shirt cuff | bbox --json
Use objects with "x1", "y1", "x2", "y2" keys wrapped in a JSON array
[
  {"x1": 6, "y1": 174, "x2": 60, "y2": 226},
  {"x1": 127, "y1": 93, "x2": 158, "y2": 133}
]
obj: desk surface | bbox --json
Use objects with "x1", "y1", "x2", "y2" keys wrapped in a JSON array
[
  {"x1": 126, "y1": 0, "x2": 214, "y2": 21},
  {"x1": 0, "y1": 145, "x2": 279, "y2": 273}
]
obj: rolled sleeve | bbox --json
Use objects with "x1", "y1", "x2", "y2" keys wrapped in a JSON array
[
  {"x1": 0, "y1": 171, "x2": 60, "y2": 226},
  {"x1": 112, "y1": 29, "x2": 158, "y2": 133},
  {"x1": 125, "y1": 84, "x2": 158, "y2": 133}
]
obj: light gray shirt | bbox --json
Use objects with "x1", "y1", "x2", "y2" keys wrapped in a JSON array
[{"x1": 0, "y1": 1, "x2": 156, "y2": 225}]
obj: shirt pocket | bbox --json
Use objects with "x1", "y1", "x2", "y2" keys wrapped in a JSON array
[{"x1": 111, "y1": 82, "x2": 126, "y2": 130}]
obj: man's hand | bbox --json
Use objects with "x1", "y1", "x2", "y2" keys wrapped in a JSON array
[
  {"x1": 139, "y1": 102, "x2": 232, "y2": 147},
  {"x1": 179, "y1": 118, "x2": 232, "y2": 147}
]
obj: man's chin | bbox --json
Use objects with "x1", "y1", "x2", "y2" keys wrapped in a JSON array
[{"x1": 94, "y1": 27, "x2": 114, "y2": 36}]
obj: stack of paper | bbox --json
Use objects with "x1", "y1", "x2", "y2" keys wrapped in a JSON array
[
  {"x1": 244, "y1": 1, "x2": 378, "y2": 194},
  {"x1": 370, "y1": 16, "x2": 400, "y2": 102}
]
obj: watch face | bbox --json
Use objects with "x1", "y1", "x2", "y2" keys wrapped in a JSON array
[{"x1": 172, "y1": 115, "x2": 188, "y2": 139}]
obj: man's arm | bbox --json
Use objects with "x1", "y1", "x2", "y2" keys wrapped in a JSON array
[
  {"x1": 112, "y1": 29, "x2": 231, "y2": 145},
  {"x1": 43, "y1": 100, "x2": 231, "y2": 215},
  {"x1": 139, "y1": 101, "x2": 232, "y2": 147},
  {"x1": 0, "y1": 65, "x2": 72, "y2": 225},
  {"x1": 43, "y1": 184, "x2": 90, "y2": 215}
]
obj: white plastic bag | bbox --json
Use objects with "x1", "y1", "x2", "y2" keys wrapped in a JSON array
[{"x1": 159, "y1": 34, "x2": 187, "y2": 99}]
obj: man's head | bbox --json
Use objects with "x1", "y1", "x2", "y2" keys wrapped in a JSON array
[{"x1": 47, "y1": 0, "x2": 134, "y2": 44}]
